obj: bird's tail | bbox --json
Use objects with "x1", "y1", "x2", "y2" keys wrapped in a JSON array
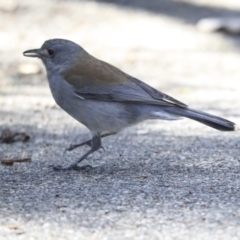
[{"x1": 165, "y1": 107, "x2": 236, "y2": 131}]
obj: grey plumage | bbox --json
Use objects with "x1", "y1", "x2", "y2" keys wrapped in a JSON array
[{"x1": 23, "y1": 38, "x2": 235, "y2": 170}]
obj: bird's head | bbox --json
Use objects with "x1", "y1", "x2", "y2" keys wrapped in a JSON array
[{"x1": 23, "y1": 38, "x2": 84, "y2": 72}]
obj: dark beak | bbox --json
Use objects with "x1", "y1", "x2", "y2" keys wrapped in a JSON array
[{"x1": 23, "y1": 49, "x2": 41, "y2": 58}]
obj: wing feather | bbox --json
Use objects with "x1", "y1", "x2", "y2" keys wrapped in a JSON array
[{"x1": 62, "y1": 52, "x2": 187, "y2": 108}]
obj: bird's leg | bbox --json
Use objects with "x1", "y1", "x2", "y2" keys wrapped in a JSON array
[
  {"x1": 65, "y1": 133, "x2": 115, "y2": 152},
  {"x1": 53, "y1": 133, "x2": 101, "y2": 171},
  {"x1": 65, "y1": 139, "x2": 91, "y2": 152}
]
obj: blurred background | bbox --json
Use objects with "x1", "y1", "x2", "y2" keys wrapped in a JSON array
[{"x1": 1, "y1": 0, "x2": 240, "y2": 116}]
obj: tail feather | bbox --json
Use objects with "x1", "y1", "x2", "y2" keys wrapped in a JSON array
[{"x1": 166, "y1": 107, "x2": 235, "y2": 131}]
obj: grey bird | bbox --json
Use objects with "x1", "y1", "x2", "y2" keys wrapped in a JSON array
[{"x1": 23, "y1": 39, "x2": 235, "y2": 170}]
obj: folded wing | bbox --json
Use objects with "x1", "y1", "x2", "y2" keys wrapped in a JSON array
[{"x1": 62, "y1": 52, "x2": 187, "y2": 108}]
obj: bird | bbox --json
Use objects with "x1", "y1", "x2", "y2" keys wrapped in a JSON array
[{"x1": 23, "y1": 38, "x2": 236, "y2": 171}]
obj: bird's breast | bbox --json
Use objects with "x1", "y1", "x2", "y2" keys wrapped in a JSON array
[{"x1": 47, "y1": 72, "x2": 74, "y2": 108}]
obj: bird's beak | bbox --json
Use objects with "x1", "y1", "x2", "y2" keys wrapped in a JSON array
[{"x1": 23, "y1": 49, "x2": 41, "y2": 58}]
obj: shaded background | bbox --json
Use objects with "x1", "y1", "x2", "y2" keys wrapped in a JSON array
[{"x1": 0, "y1": 0, "x2": 240, "y2": 239}]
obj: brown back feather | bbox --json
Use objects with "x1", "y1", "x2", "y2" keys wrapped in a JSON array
[{"x1": 62, "y1": 51, "x2": 129, "y2": 88}]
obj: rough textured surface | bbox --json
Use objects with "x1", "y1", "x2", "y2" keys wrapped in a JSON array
[{"x1": 0, "y1": 0, "x2": 240, "y2": 239}]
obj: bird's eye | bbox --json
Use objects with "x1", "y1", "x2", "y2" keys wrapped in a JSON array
[{"x1": 47, "y1": 49, "x2": 54, "y2": 56}]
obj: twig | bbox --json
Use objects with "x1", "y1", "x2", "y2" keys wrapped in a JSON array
[{"x1": 1, "y1": 157, "x2": 31, "y2": 166}]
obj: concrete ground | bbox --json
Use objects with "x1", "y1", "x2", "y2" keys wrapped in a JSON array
[{"x1": 0, "y1": 0, "x2": 240, "y2": 239}]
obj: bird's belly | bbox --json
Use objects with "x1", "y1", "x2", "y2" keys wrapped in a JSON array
[{"x1": 64, "y1": 99, "x2": 139, "y2": 133}]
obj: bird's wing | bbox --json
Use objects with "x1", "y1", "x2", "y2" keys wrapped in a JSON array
[
  {"x1": 129, "y1": 77, "x2": 187, "y2": 108},
  {"x1": 61, "y1": 53, "x2": 187, "y2": 108}
]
